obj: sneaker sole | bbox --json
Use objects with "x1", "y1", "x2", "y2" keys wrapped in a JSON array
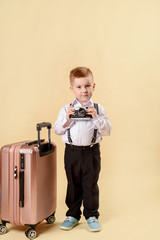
[
  {"x1": 60, "y1": 222, "x2": 78, "y2": 230},
  {"x1": 88, "y1": 227, "x2": 101, "y2": 232}
]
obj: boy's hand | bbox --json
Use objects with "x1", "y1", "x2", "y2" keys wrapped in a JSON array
[
  {"x1": 66, "y1": 105, "x2": 75, "y2": 121},
  {"x1": 86, "y1": 106, "x2": 97, "y2": 119},
  {"x1": 63, "y1": 106, "x2": 74, "y2": 128}
]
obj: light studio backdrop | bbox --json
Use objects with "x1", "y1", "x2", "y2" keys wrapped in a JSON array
[{"x1": 0, "y1": 1, "x2": 160, "y2": 240}]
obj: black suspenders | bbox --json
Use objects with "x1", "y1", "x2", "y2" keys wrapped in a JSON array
[
  {"x1": 67, "y1": 128, "x2": 73, "y2": 144},
  {"x1": 67, "y1": 103, "x2": 99, "y2": 145},
  {"x1": 67, "y1": 103, "x2": 73, "y2": 144},
  {"x1": 91, "y1": 103, "x2": 99, "y2": 144}
]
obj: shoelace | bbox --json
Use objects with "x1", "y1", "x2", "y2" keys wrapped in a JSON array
[
  {"x1": 89, "y1": 217, "x2": 97, "y2": 222},
  {"x1": 65, "y1": 216, "x2": 73, "y2": 222}
]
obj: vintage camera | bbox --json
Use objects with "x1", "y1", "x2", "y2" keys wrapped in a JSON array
[{"x1": 70, "y1": 106, "x2": 92, "y2": 120}]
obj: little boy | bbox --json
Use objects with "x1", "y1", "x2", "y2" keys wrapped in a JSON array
[{"x1": 54, "y1": 67, "x2": 111, "y2": 232}]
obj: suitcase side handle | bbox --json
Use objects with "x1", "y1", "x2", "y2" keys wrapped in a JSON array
[
  {"x1": 36, "y1": 122, "x2": 54, "y2": 157},
  {"x1": 26, "y1": 139, "x2": 45, "y2": 146}
]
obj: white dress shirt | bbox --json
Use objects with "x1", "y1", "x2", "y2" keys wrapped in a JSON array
[{"x1": 54, "y1": 99, "x2": 111, "y2": 146}]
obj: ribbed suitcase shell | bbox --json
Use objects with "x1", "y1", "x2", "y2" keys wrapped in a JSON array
[{"x1": 0, "y1": 141, "x2": 57, "y2": 227}]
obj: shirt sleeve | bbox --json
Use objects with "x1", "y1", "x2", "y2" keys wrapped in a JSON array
[
  {"x1": 54, "y1": 105, "x2": 74, "y2": 135},
  {"x1": 92, "y1": 104, "x2": 111, "y2": 136}
]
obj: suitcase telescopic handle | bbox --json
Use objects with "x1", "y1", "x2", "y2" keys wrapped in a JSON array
[
  {"x1": 37, "y1": 122, "x2": 51, "y2": 145},
  {"x1": 36, "y1": 122, "x2": 54, "y2": 157},
  {"x1": 36, "y1": 122, "x2": 52, "y2": 131}
]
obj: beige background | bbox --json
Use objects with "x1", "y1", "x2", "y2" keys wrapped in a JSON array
[{"x1": 0, "y1": 0, "x2": 160, "y2": 239}]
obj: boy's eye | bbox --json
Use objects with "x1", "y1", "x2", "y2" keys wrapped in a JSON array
[
  {"x1": 85, "y1": 85, "x2": 91, "y2": 88},
  {"x1": 76, "y1": 85, "x2": 91, "y2": 89}
]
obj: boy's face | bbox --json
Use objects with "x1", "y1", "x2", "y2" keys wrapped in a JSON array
[{"x1": 70, "y1": 75, "x2": 95, "y2": 105}]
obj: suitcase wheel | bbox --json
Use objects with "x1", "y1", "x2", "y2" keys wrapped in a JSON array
[
  {"x1": 46, "y1": 212, "x2": 56, "y2": 224},
  {"x1": 0, "y1": 224, "x2": 7, "y2": 235},
  {"x1": 25, "y1": 228, "x2": 37, "y2": 240}
]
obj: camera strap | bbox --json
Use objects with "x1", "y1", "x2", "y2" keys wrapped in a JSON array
[{"x1": 67, "y1": 103, "x2": 99, "y2": 145}]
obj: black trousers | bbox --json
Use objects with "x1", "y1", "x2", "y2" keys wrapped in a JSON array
[{"x1": 64, "y1": 143, "x2": 101, "y2": 220}]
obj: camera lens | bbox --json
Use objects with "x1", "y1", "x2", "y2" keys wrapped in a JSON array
[
  {"x1": 79, "y1": 108, "x2": 85, "y2": 113},
  {"x1": 78, "y1": 108, "x2": 86, "y2": 117}
]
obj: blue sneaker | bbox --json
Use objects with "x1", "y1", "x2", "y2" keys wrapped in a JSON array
[
  {"x1": 87, "y1": 217, "x2": 101, "y2": 232},
  {"x1": 60, "y1": 216, "x2": 79, "y2": 230}
]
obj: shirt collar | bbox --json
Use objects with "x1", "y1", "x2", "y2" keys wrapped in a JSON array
[{"x1": 72, "y1": 98, "x2": 93, "y2": 107}]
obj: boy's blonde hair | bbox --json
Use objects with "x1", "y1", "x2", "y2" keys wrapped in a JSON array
[{"x1": 69, "y1": 67, "x2": 93, "y2": 85}]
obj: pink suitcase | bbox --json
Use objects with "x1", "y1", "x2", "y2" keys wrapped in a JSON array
[{"x1": 0, "y1": 122, "x2": 57, "y2": 239}]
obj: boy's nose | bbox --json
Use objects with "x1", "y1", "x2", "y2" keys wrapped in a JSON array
[{"x1": 82, "y1": 87, "x2": 87, "y2": 92}]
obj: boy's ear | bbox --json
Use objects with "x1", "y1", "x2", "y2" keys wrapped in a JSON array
[
  {"x1": 70, "y1": 85, "x2": 74, "y2": 93},
  {"x1": 93, "y1": 83, "x2": 96, "y2": 90}
]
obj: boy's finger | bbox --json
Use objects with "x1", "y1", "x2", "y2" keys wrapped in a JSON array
[
  {"x1": 68, "y1": 106, "x2": 74, "y2": 111},
  {"x1": 88, "y1": 106, "x2": 94, "y2": 109}
]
